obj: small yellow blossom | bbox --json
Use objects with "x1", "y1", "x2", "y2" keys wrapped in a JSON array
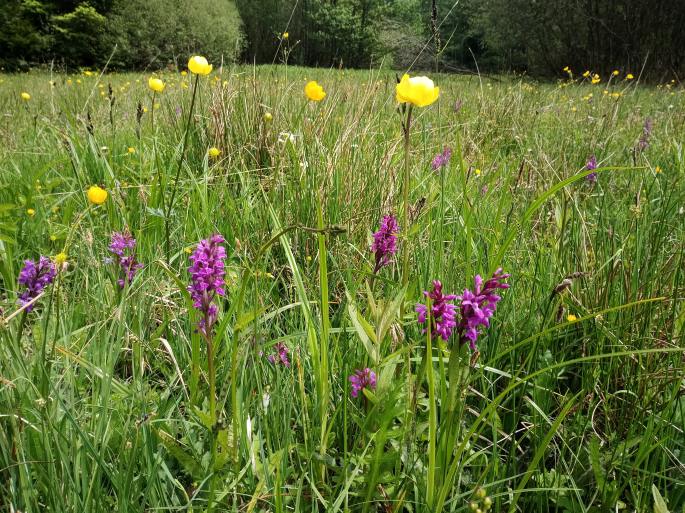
[
  {"x1": 181, "y1": 70, "x2": 187, "y2": 76},
  {"x1": 50, "y1": 234, "x2": 57, "y2": 241},
  {"x1": 148, "y1": 77, "x2": 165, "y2": 93},
  {"x1": 84, "y1": 70, "x2": 93, "y2": 76},
  {"x1": 655, "y1": 166, "x2": 662, "y2": 174},
  {"x1": 55, "y1": 252, "x2": 68, "y2": 265},
  {"x1": 87, "y1": 186, "x2": 108, "y2": 205},
  {"x1": 626, "y1": 73, "x2": 634, "y2": 80},
  {"x1": 304, "y1": 80, "x2": 326, "y2": 101},
  {"x1": 21, "y1": 92, "x2": 31, "y2": 101},
  {"x1": 591, "y1": 74, "x2": 601, "y2": 84},
  {"x1": 567, "y1": 314, "x2": 578, "y2": 322},
  {"x1": 76, "y1": 79, "x2": 82, "y2": 84},
  {"x1": 282, "y1": 32, "x2": 289, "y2": 39},
  {"x1": 27, "y1": 208, "x2": 35, "y2": 217},
  {"x1": 263, "y1": 112, "x2": 273, "y2": 122},
  {"x1": 395, "y1": 74, "x2": 439, "y2": 107},
  {"x1": 582, "y1": 70, "x2": 590, "y2": 78},
  {"x1": 208, "y1": 147, "x2": 221, "y2": 158},
  {"x1": 127, "y1": 147, "x2": 136, "y2": 154},
  {"x1": 474, "y1": 168, "x2": 482, "y2": 176},
  {"x1": 612, "y1": 70, "x2": 619, "y2": 76},
  {"x1": 188, "y1": 55, "x2": 213, "y2": 75},
  {"x1": 67, "y1": 79, "x2": 73, "y2": 85}
]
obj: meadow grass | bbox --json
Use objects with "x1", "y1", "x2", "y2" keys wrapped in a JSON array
[{"x1": 0, "y1": 65, "x2": 683, "y2": 512}]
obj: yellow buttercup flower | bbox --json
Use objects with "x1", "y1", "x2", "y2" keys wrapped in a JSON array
[
  {"x1": 84, "y1": 70, "x2": 93, "y2": 77},
  {"x1": 21, "y1": 92, "x2": 31, "y2": 101},
  {"x1": 567, "y1": 314, "x2": 578, "y2": 322},
  {"x1": 208, "y1": 147, "x2": 221, "y2": 158},
  {"x1": 87, "y1": 185, "x2": 108, "y2": 205},
  {"x1": 582, "y1": 70, "x2": 590, "y2": 78},
  {"x1": 626, "y1": 73, "x2": 634, "y2": 80},
  {"x1": 263, "y1": 112, "x2": 273, "y2": 122},
  {"x1": 188, "y1": 55, "x2": 213, "y2": 75},
  {"x1": 181, "y1": 70, "x2": 187, "y2": 76},
  {"x1": 612, "y1": 70, "x2": 619, "y2": 76},
  {"x1": 655, "y1": 166, "x2": 662, "y2": 174},
  {"x1": 27, "y1": 208, "x2": 35, "y2": 217},
  {"x1": 55, "y1": 252, "x2": 68, "y2": 265},
  {"x1": 282, "y1": 32, "x2": 289, "y2": 39},
  {"x1": 148, "y1": 77, "x2": 165, "y2": 93},
  {"x1": 591, "y1": 74, "x2": 601, "y2": 84},
  {"x1": 304, "y1": 81, "x2": 326, "y2": 101},
  {"x1": 395, "y1": 74, "x2": 439, "y2": 107},
  {"x1": 127, "y1": 147, "x2": 136, "y2": 154}
]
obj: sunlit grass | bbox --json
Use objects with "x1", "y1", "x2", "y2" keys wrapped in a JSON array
[{"x1": 0, "y1": 64, "x2": 683, "y2": 512}]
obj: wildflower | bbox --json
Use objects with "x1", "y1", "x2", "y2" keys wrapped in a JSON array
[
  {"x1": 187, "y1": 234, "x2": 227, "y2": 336},
  {"x1": 371, "y1": 214, "x2": 399, "y2": 273},
  {"x1": 109, "y1": 232, "x2": 143, "y2": 287},
  {"x1": 626, "y1": 73, "x2": 634, "y2": 80},
  {"x1": 582, "y1": 70, "x2": 590, "y2": 78},
  {"x1": 54, "y1": 252, "x2": 68, "y2": 266},
  {"x1": 655, "y1": 166, "x2": 662, "y2": 174},
  {"x1": 208, "y1": 147, "x2": 221, "y2": 158},
  {"x1": 396, "y1": 74, "x2": 439, "y2": 107},
  {"x1": 148, "y1": 77, "x2": 165, "y2": 93},
  {"x1": 431, "y1": 147, "x2": 452, "y2": 171},
  {"x1": 87, "y1": 186, "x2": 108, "y2": 205},
  {"x1": 84, "y1": 70, "x2": 93, "y2": 77},
  {"x1": 50, "y1": 235, "x2": 57, "y2": 241},
  {"x1": 17, "y1": 257, "x2": 57, "y2": 311},
  {"x1": 591, "y1": 74, "x2": 601, "y2": 84},
  {"x1": 304, "y1": 81, "x2": 326, "y2": 101},
  {"x1": 282, "y1": 32, "x2": 289, "y2": 39},
  {"x1": 127, "y1": 147, "x2": 136, "y2": 154},
  {"x1": 267, "y1": 342, "x2": 290, "y2": 367},
  {"x1": 637, "y1": 117, "x2": 653, "y2": 151},
  {"x1": 416, "y1": 280, "x2": 458, "y2": 341},
  {"x1": 26, "y1": 208, "x2": 35, "y2": 217},
  {"x1": 188, "y1": 55, "x2": 212, "y2": 75},
  {"x1": 263, "y1": 112, "x2": 273, "y2": 122},
  {"x1": 585, "y1": 155, "x2": 598, "y2": 182},
  {"x1": 567, "y1": 314, "x2": 578, "y2": 322},
  {"x1": 456, "y1": 268, "x2": 510, "y2": 350},
  {"x1": 21, "y1": 92, "x2": 31, "y2": 101},
  {"x1": 349, "y1": 368, "x2": 376, "y2": 398},
  {"x1": 612, "y1": 70, "x2": 619, "y2": 76}
]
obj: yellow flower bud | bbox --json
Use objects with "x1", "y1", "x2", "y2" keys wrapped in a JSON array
[
  {"x1": 188, "y1": 56, "x2": 213, "y2": 75},
  {"x1": 148, "y1": 77, "x2": 165, "y2": 93},
  {"x1": 21, "y1": 92, "x2": 31, "y2": 101},
  {"x1": 208, "y1": 147, "x2": 221, "y2": 158},
  {"x1": 55, "y1": 252, "x2": 68, "y2": 265},
  {"x1": 395, "y1": 74, "x2": 439, "y2": 107},
  {"x1": 304, "y1": 81, "x2": 326, "y2": 101},
  {"x1": 263, "y1": 112, "x2": 273, "y2": 122},
  {"x1": 283, "y1": 32, "x2": 289, "y2": 39},
  {"x1": 567, "y1": 314, "x2": 578, "y2": 322},
  {"x1": 127, "y1": 147, "x2": 136, "y2": 154},
  {"x1": 626, "y1": 73, "x2": 634, "y2": 80},
  {"x1": 27, "y1": 208, "x2": 35, "y2": 216},
  {"x1": 87, "y1": 186, "x2": 108, "y2": 205}
]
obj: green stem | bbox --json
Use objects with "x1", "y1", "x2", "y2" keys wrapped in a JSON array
[
  {"x1": 401, "y1": 106, "x2": 413, "y2": 289},
  {"x1": 425, "y1": 297, "x2": 437, "y2": 508},
  {"x1": 165, "y1": 74, "x2": 199, "y2": 264}
]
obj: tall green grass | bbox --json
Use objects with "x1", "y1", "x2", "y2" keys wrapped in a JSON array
[{"x1": 0, "y1": 65, "x2": 683, "y2": 512}]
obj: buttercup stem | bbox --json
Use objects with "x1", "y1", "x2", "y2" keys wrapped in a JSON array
[
  {"x1": 401, "y1": 106, "x2": 413, "y2": 288},
  {"x1": 165, "y1": 74, "x2": 199, "y2": 264}
]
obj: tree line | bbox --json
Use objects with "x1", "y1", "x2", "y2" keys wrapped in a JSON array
[{"x1": 1, "y1": 0, "x2": 683, "y2": 79}]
